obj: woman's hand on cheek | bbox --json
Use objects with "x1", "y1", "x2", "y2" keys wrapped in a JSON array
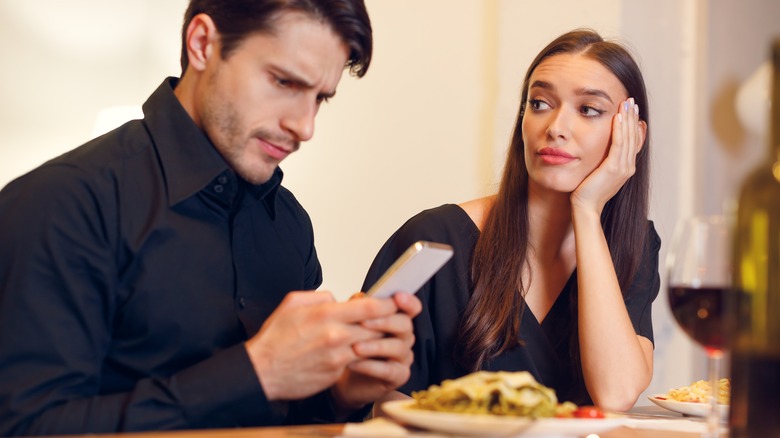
[{"x1": 571, "y1": 97, "x2": 645, "y2": 215}]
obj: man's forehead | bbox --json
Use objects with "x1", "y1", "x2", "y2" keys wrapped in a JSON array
[{"x1": 240, "y1": 12, "x2": 349, "y2": 90}]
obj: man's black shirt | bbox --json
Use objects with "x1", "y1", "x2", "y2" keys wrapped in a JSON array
[{"x1": 0, "y1": 78, "x2": 325, "y2": 434}]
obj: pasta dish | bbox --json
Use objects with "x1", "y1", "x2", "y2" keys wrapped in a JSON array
[
  {"x1": 411, "y1": 371, "x2": 576, "y2": 417},
  {"x1": 665, "y1": 378, "x2": 730, "y2": 405}
]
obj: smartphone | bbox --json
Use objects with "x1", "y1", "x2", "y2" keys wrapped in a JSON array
[{"x1": 365, "y1": 241, "x2": 454, "y2": 298}]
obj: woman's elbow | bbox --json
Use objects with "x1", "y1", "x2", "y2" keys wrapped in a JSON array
[
  {"x1": 592, "y1": 391, "x2": 640, "y2": 412},
  {"x1": 589, "y1": 379, "x2": 649, "y2": 412}
]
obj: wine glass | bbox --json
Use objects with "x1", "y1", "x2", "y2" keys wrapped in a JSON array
[{"x1": 666, "y1": 215, "x2": 735, "y2": 437}]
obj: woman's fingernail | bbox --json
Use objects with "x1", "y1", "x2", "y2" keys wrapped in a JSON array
[
  {"x1": 618, "y1": 113, "x2": 623, "y2": 123},
  {"x1": 624, "y1": 101, "x2": 629, "y2": 111}
]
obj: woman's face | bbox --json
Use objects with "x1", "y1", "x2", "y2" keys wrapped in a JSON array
[{"x1": 522, "y1": 53, "x2": 629, "y2": 194}]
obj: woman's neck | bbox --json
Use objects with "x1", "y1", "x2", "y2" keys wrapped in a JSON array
[{"x1": 527, "y1": 184, "x2": 575, "y2": 263}]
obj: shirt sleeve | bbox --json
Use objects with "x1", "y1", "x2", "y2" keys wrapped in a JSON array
[
  {"x1": 623, "y1": 220, "x2": 662, "y2": 345},
  {"x1": 0, "y1": 166, "x2": 280, "y2": 435}
]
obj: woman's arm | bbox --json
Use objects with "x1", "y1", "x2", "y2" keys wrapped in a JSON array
[
  {"x1": 572, "y1": 206, "x2": 654, "y2": 411},
  {"x1": 570, "y1": 98, "x2": 653, "y2": 411}
]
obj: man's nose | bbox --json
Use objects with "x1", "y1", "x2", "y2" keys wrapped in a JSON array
[{"x1": 281, "y1": 101, "x2": 316, "y2": 142}]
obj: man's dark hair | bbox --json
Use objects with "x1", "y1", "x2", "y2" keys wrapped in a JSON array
[{"x1": 180, "y1": 0, "x2": 372, "y2": 77}]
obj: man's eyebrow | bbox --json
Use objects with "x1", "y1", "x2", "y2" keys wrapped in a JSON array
[{"x1": 273, "y1": 66, "x2": 337, "y2": 100}]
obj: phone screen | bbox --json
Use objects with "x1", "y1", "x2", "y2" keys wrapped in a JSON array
[{"x1": 366, "y1": 241, "x2": 453, "y2": 298}]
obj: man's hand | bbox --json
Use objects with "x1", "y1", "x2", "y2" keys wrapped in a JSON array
[
  {"x1": 245, "y1": 291, "x2": 404, "y2": 401},
  {"x1": 329, "y1": 292, "x2": 422, "y2": 416}
]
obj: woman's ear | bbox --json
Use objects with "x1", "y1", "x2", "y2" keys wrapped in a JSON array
[
  {"x1": 638, "y1": 120, "x2": 648, "y2": 152},
  {"x1": 183, "y1": 13, "x2": 219, "y2": 73}
]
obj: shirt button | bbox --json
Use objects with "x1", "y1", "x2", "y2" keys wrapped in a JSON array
[
  {"x1": 218, "y1": 176, "x2": 228, "y2": 184},
  {"x1": 214, "y1": 185, "x2": 224, "y2": 193},
  {"x1": 238, "y1": 296, "x2": 246, "y2": 308}
]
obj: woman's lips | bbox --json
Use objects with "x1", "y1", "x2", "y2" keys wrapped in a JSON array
[{"x1": 538, "y1": 147, "x2": 576, "y2": 165}]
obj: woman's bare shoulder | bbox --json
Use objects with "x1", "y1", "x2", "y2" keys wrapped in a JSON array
[{"x1": 457, "y1": 196, "x2": 495, "y2": 231}]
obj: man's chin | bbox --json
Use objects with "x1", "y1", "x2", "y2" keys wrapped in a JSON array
[{"x1": 236, "y1": 166, "x2": 276, "y2": 186}]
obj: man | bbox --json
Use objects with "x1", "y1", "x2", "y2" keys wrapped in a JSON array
[{"x1": 0, "y1": 0, "x2": 421, "y2": 434}]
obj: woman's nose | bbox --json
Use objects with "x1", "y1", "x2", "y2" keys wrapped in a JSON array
[{"x1": 545, "y1": 109, "x2": 570, "y2": 141}]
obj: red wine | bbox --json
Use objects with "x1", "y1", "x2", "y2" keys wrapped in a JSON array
[
  {"x1": 668, "y1": 286, "x2": 741, "y2": 351},
  {"x1": 729, "y1": 350, "x2": 780, "y2": 437}
]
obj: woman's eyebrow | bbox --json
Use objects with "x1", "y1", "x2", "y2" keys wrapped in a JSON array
[
  {"x1": 529, "y1": 80, "x2": 554, "y2": 91},
  {"x1": 529, "y1": 80, "x2": 614, "y2": 104},
  {"x1": 576, "y1": 87, "x2": 613, "y2": 103}
]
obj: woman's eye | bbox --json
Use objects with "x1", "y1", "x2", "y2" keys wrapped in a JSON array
[
  {"x1": 581, "y1": 106, "x2": 604, "y2": 117},
  {"x1": 529, "y1": 99, "x2": 550, "y2": 111}
]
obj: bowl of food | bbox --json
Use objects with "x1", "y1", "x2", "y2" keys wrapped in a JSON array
[
  {"x1": 382, "y1": 371, "x2": 626, "y2": 436},
  {"x1": 648, "y1": 378, "x2": 729, "y2": 419}
]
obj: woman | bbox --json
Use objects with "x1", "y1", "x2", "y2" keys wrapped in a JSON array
[{"x1": 362, "y1": 29, "x2": 659, "y2": 411}]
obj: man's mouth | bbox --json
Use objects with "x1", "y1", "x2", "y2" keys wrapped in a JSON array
[{"x1": 257, "y1": 137, "x2": 296, "y2": 160}]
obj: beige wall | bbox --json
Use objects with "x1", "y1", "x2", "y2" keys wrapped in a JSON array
[
  {"x1": 1, "y1": 0, "x2": 777, "y2": 407},
  {"x1": 700, "y1": 0, "x2": 780, "y2": 213}
]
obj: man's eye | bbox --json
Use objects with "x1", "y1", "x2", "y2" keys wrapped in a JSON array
[{"x1": 275, "y1": 77, "x2": 292, "y2": 88}]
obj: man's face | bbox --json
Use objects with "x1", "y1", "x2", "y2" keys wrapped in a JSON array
[{"x1": 196, "y1": 12, "x2": 350, "y2": 184}]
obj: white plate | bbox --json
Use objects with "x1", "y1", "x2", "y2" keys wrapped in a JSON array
[
  {"x1": 381, "y1": 399, "x2": 627, "y2": 437},
  {"x1": 647, "y1": 395, "x2": 728, "y2": 420}
]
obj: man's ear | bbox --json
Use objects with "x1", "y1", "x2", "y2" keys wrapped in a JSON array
[{"x1": 184, "y1": 13, "x2": 218, "y2": 72}]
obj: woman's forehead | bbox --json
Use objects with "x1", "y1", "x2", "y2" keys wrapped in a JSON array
[{"x1": 530, "y1": 53, "x2": 628, "y2": 100}]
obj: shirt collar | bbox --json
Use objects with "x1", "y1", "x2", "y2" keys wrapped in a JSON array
[
  {"x1": 246, "y1": 167, "x2": 283, "y2": 219},
  {"x1": 142, "y1": 77, "x2": 282, "y2": 216}
]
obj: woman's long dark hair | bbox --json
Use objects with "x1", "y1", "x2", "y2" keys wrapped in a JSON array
[{"x1": 456, "y1": 29, "x2": 651, "y2": 371}]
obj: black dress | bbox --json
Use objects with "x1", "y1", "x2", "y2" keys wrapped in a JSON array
[{"x1": 362, "y1": 204, "x2": 661, "y2": 405}]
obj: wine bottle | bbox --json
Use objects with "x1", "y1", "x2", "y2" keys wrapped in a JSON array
[{"x1": 729, "y1": 39, "x2": 780, "y2": 436}]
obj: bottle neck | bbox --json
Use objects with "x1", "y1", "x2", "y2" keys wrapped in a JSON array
[
  {"x1": 767, "y1": 38, "x2": 780, "y2": 182},
  {"x1": 772, "y1": 39, "x2": 780, "y2": 162}
]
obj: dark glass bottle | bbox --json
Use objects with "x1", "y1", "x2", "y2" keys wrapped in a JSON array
[{"x1": 729, "y1": 38, "x2": 780, "y2": 437}]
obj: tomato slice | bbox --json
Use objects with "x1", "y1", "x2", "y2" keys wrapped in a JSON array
[{"x1": 572, "y1": 406, "x2": 606, "y2": 419}]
